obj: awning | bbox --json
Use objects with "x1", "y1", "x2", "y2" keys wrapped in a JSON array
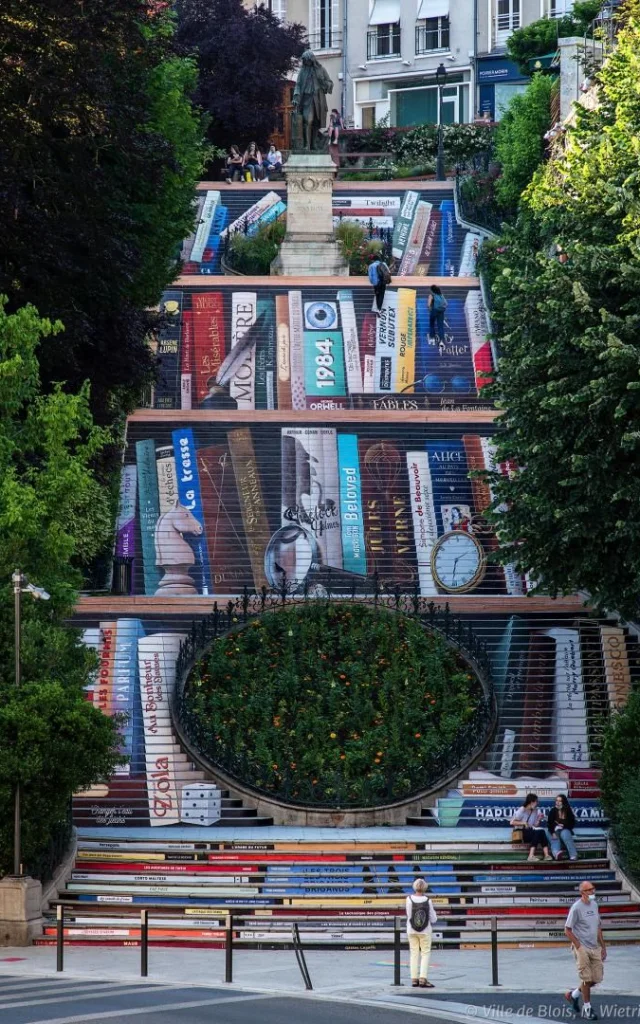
[
  {"x1": 418, "y1": 0, "x2": 450, "y2": 18},
  {"x1": 528, "y1": 51, "x2": 559, "y2": 71},
  {"x1": 369, "y1": 0, "x2": 401, "y2": 25}
]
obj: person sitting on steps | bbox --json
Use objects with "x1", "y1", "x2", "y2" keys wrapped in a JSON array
[
  {"x1": 242, "y1": 142, "x2": 263, "y2": 181},
  {"x1": 548, "y1": 794, "x2": 579, "y2": 861},
  {"x1": 224, "y1": 145, "x2": 244, "y2": 183},
  {"x1": 511, "y1": 792, "x2": 553, "y2": 861},
  {"x1": 262, "y1": 144, "x2": 283, "y2": 181}
]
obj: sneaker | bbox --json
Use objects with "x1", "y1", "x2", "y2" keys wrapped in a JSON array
[
  {"x1": 581, "y1": 1009, "x2": 598, "y2": 1020},
  {"x1": 565, "y1": 991, "x2": 581, "y2": 1015},
  {"x1": 527, "y1": 853, "x2": 537, "y2": 861},
  {"x1": 544, "y1": 854, "x2": 553, "y2": 861}
]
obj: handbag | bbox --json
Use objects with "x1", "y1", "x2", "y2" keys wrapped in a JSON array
[{"x1": 511, "y1": 826, "x2": 524, "y2": 843}]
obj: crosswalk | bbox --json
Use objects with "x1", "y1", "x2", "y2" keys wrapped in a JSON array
[{"x1": 0, "y1": 975, "x2": 270, "y2": 1024}]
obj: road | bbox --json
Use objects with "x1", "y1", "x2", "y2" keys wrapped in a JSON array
[{"x1": 0, "y1": 974, "x2": 450, "y2": 1024}]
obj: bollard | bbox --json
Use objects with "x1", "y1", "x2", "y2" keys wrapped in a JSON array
[
  {"x1": 56, "y1": 905, "x2": 64, "y2": 973},
  {"x1": 140, "y1": 909, "x2": 148, "y2": 977},
  {"x1": 225, "y1": 914, "x2": 234, "y2": 984},
  {"x1": 490, "y1": 916, "x2": 500, "y2": 986},
  {"x1": 393, "y1": 917, "x2": 402, "y2": 986}
]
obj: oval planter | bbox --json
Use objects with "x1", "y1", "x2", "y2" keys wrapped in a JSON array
[{"x1": 171, "y1": 603, "x2": 498, "y2": 826}]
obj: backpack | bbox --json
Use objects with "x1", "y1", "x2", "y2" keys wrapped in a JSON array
[
  {"x1": 409, "y1": 896, "x2": 430, "y2": 932},
  {"x1": 380, "y1": 262, "x2": 392, "y2": 284},
  {"x1": 432, "y1": 292, "x2": 447, "y2": 312}
]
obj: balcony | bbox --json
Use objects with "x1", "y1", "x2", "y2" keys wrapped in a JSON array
[
  {"x1": 306, "y1": 29, "x2": 343, "y2": 51},
  {"x1": 415, "y1": 18, "x2": 450, "y2": 54},
  {"x1": 366, "y1": 23, "x2": 401, "y2": 60}
]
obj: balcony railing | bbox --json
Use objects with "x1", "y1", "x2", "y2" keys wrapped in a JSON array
[
  {"x1": 306, "y1": 29, "x2": 343, "y2": 51},
  {"x1": 415, "y1": 20, "x2": 450, "y2": 54},
  {"x1": 367, "y1": 24, "x2": 401, "y2": 60}
]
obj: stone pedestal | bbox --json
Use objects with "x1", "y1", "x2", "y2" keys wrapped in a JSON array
[
  {"x1": 0, "y1": 876, "x2": 43, "y2": 946},
  {"x1": 271, "y1": 153, "x2": 348, "y2": 277}
]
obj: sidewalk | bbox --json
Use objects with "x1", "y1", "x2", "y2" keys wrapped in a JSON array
[{"x1": 1, "y1": 943, "x2": 639, "y2": 1000}]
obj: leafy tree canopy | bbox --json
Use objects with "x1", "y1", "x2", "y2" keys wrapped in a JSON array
[
  {"x1": 0, "y1": 301, "x2": 121, "y2": 876},
  {"x1": 507, "y1": 0, "x2": 603, "y2": 75},
  {"x1": 483, "y1": 0, "x2": 640, "y2": 617},
  {"x1": 177, "y1": 0, "x2": 306, "y2": 150},
  {"x1": 0, "y1": 1, "x2": 207, "y2": 425},
  {"x1": 494, "y1": 74, "x2": 554, "y2": 213}
]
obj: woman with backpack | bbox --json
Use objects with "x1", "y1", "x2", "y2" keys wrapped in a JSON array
[
  {"x1": 428, "y1": 284, "x2": 448, "y2": 342},
  {"x1": 406, "y1": 877, "x2": 438, "y2": 988}
]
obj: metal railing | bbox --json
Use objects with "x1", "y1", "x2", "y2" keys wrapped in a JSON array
[
  {"x1": 367, "y1": 24, "x2": 401, "y2": 60},
  {"x1": 415, "y1": 19, "x2": 450, "y2": 55},
  {"x1": 454, "y1": 171, "x2": 503, "y2": 239},
  {"x1": 51, "y1": 907, "x2": 639, "y2": 981},
  {"x1": 171, "y1": 586, "x2": 497, "y2": 809}
]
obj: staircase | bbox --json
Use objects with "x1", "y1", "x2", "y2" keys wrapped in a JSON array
[{"x1": 38, "y1": 832, "x2": 640, "y2": 948}]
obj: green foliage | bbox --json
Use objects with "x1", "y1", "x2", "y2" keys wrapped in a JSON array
[
  {"x1": 600, "y1": 691, "x2": 640, "y2": 820},
  {"x1": 483, "y1": 0, "x2": 640, "y2": 615},
  {"x1": 335, "y1": 221, "x2": 384, "y2": 274},
  {"x1": 228, "y1": 219, "x2": 287, "y2": 275},
  {"x1": 184, "y1": 604, "x2": 483, "y2": 806},
  {"x1": 0, "y1": 1, "x2": 207, "y2": 426},
  {"x1": 494, "y1": 74, "x2": 553, "y2": 212},
  {"x1": 507, "y1": 2, "x2": 602, "y2": 75},
  {"x1": 600, "y1": 690, "x2": 640, "y2": 886},
  {"x1": 0, "y1": 301, "x2": 121, "y2": 876},
  {"x1": 612, "y1": 772, "x2": 640, "y2": 885}
]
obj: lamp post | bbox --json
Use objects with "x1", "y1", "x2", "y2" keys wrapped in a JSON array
[
  {"x1": 12, "y1": 569, "x2": 50, "y2": 877},
  {"x1": 436, "y1": 62, "x2": 447, "y2": 181}
]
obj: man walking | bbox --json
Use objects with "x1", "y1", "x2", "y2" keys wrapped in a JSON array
[{"x1": 564, "y1": 881, "x2": 607, "y2": 1020}]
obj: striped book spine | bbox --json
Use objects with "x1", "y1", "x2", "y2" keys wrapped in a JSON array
[
  {"x1": 406, "y1": 452, "x2": 438, "y2": 597},
  {"x1": 155, "y1": 446, "x2": 179, "y2": 515},
  {"x1": 180, "y1": 310, "x2": 193, "y2": 410},
  {"x1": 171, "y1": 428, "x2": 212, "y2": 595},
  {"x1": 288, "y1": 291, "x2": 306, "y2": 411},
  {"x1": 230, "y1": 292, "x2": 257, "y2": 410},
  {"x1": 337, "y1": 290, "x2": 363, "y2": 395},
  {"x1": 228, "y1": 427, "x2": 270, "y2": 590},
  {"x1": 135, "y1": 439, "x2": 162, "y2": 595},
  {"x1": 374, "y1": 290, "x2": 398, "y2": 393},
  {"x1": 276, "y1": 294, "x2": 291, "y2": 409},
  {"x1": 395, "y1": 288, "x2": 417, "y2": 392},
  {"x1": 337, "y1": 434, "x2": 367, "y2": 576}
]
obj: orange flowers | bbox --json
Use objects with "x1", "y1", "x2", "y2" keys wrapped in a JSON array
[{"x1": 415, "y1": 732, "x2": 422, "y2": 739}]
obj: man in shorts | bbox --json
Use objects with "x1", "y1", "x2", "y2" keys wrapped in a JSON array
[{"x1": 564, "y1": 881, "x2": 607, "y2": 1020}]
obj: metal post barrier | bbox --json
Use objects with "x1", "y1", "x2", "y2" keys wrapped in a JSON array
[
  {"x1": 56, "y1": 905, "x2": 64, "y2": 973},
  {"x1": 291, "y1": 923, "x2": 313, "y2": 991},
  {"x1": 393, "y1": 917, "x2": 402, "y2": 986},
  {"x1": 225, "y1": 914, "x2": 234, "y2": 984},
  {"x1": 140, "y1": 910, "x2": 148, "y2": 977},
  {"x1": 491, "y1": 917, "x2": 500, "y2": 986}
]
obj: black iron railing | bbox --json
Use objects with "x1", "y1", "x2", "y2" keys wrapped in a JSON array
[
  {"x1": 415, "y1": 18, "x2": 450, "y2": 55},
  {"x1": 172, "y1": 583, "x2": 497, "y2": 809},
  {"x1": 367, "y1": 24, "x2": 401, "y2": 60},
  {"x1": 454, "y1": 171, "x2": 503, "y2": 238}
]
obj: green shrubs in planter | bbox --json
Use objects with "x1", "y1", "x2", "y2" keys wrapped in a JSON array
[
  {"x1": 227, "y1": 218, "x2": 286, "y2": 275},
  {"x1": 335, "y1": 221, "x2": 384, "y2": 275},
  {"x1": 184, "y1": 603, "x2": 485, "y2": 806}
]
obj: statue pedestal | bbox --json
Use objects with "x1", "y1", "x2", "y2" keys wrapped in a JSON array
[{"x1": 271, "y1": 154, "x2": 348, "y2": 277}]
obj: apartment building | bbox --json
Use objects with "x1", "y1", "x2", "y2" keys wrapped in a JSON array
[
  {"x1": 476, "y1": 0, "x2": 570, "y2": 119},
  {"x1": 347, "y1": 0, "x2": 474, "y2": 128}
]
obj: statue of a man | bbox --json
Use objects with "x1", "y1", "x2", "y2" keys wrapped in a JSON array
[{"x1": 292, "y1": 49, "x2": 334, "y2": 152}]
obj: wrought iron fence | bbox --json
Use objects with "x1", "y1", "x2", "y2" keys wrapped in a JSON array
[
  {"x1": 454, "y1": 171, "x2": 503, "y2": 239},
  {"x1": 173, "y1": 582, "x2": 497, "y2": 809},
  {"x1": 23, "y1": 803, "x2": 73, "y2": 883}
]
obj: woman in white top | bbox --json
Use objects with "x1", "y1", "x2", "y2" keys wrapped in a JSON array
[
  {"x1": 510, "y1": 792, "x2": 552, "y2": 861},
  {"x1": 406, "y1": 877, "x2": 438, "y2": 988}
]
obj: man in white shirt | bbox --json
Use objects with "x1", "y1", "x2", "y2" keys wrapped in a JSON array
[
  {"x1": 564, "y1": 880, "x2": 607, "y2": 1020},
  {"x1": 406, "y1": 877, "x2": 438, "y2": 988}
]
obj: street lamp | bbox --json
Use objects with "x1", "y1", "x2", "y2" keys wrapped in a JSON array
[
  {"x1": 12, "y1": 569, "x2": 50, "y2": 877},
  {"x1": 435, "y1": 62, "x2": 447, "y2": 181}
]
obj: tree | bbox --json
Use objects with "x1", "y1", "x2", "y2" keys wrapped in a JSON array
[
  {"x1": 494, "y1": 74, "x2": 553, "y2": 212},
  {"x1": 0, "y1": 2, "x2": 207, "y2": 425},
  {"x1": 483, "y1": 1, "x2": 640, "y2": 616},
  {"x1": 0, "y1": 300, "x2": 121, "y2": 875},
  {"x1": 600, "y1": 691, "x2": 640, "y2": 884},
  {"x1": 177, "y1": 0, "x2": 306, "y2": 150},
  {"x1": 507, "y1": 1, "x2": 603, "y2": 75}
]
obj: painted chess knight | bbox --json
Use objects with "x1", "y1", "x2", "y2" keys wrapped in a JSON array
[
  {"x1": 292, "y1": 49, "x2": 334, "y2": 151},
  {"x1": 154, "y1": 501, "x2": 203, "y2": 595}
]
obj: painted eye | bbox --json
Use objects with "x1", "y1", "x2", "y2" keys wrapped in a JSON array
[{"x1": 304, "y1": 301, "x2": 337, "y2": 330}]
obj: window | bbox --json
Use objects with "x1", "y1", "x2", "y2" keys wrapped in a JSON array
[
  {"x1": 256, "y1": 0, "x2": 287, "y2": 17},
  {"x1": 496, "y1": 0, "x2": 520, "y2": 43},
  {"x1": 550, "y1": 0, "x2": 573, "y2": 15},
  {"x1": 361, "y1": 105, "x2": 376, "y2": 128},
  {"x1": 415, "y1": 17, "x2": 450, "y2": 53},
  {"x1": 390, "y1": 80, "x2": 469, "y2": 126},
  {"x1": 310, "y1": 0, "x2": 340, "y2": 49},
  {"x1": 494, "y1": 81, "x2": 528, "y2": 117},
  {"x1": 367, "y1": 22, "x2": 401, "y2": 59}
]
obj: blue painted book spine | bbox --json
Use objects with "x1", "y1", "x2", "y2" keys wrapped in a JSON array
[
  {"x1": 171, "y1": 428, "x2": 212, "y2": 595},
  {"x1": 135, "y1": 440, "x2": 161, "y2": 595},
  {"x1": 112, "y1": 618, "x2": 145, "y2": 775},
  {"x1": 439, "y1": 199, "x2": 457, "y2": 277},
  {"x1": 337, "y1": 434, "x2": 367, "y2": 576},
  {"x1": 425, "y1": 439, "x2": 473, "y2": 537}
]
